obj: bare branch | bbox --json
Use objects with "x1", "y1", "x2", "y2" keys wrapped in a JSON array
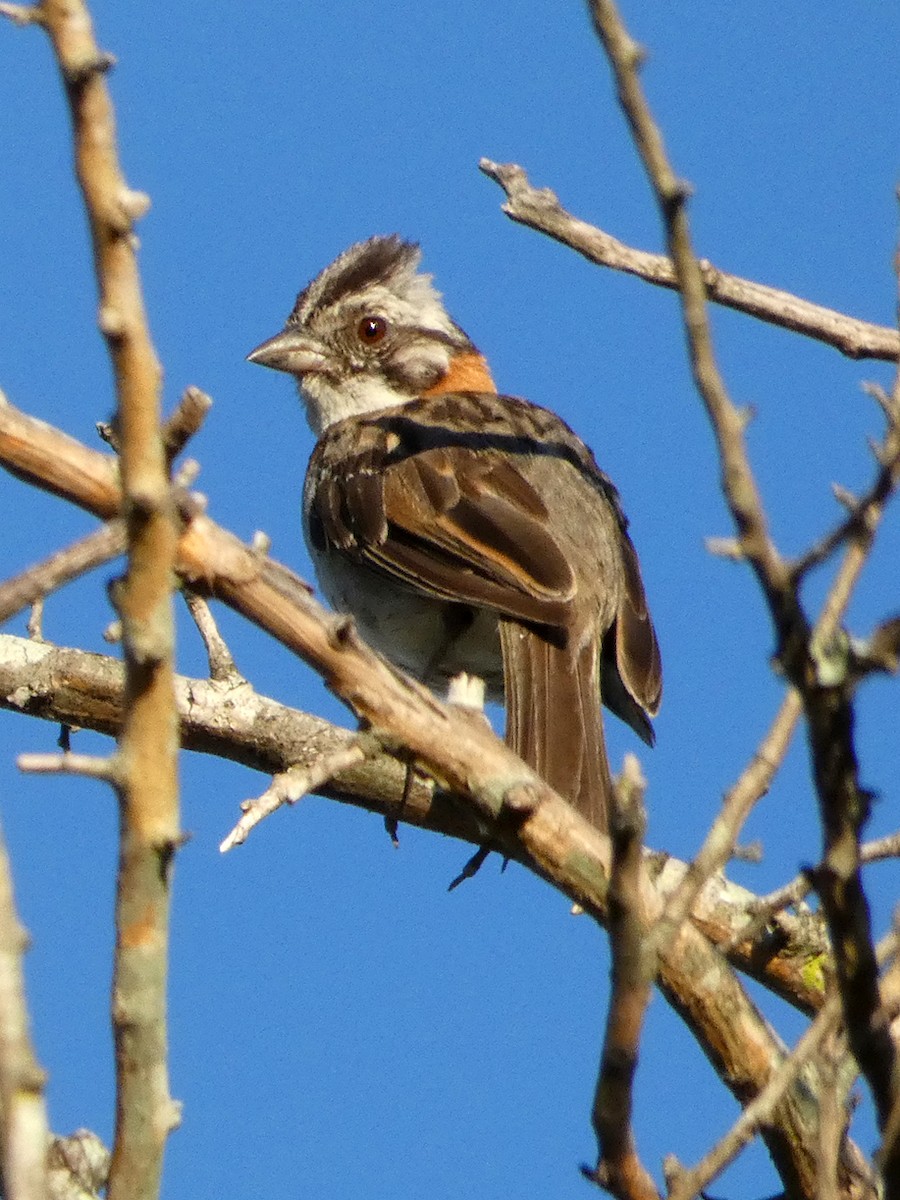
[
  {"x1": 589, "y1": 756, "x2": 658, "y2": 1200},
  {"x1": 0, "y1": 3, "x2": 44, "y2": 26},
  {"x1": 182, "y1": 590, "x2": 240, "y2": 682},
  {"x1": 161, "y1": 386, "x2": 212, "y2": 463},
  {"x1": 0, "y1": 823, "x2": 49, "y2": 1200},
  {"x1": 791, "y1": 391, "x2": 900, "y2": 582},
  {"x1": 0, "y1": 629, "x2": 834, "y2": 1012},
  {"x1": 583, "y1": 0, "x2": 898, "y2": 1189},
  {"x1": 0, "y1": 521, "x2": 125, "y2": 626},
  {"x1": 220, "y1": 742, "x2": 371, "y2": 852},
  {"x1": 479, "y1": 158, "x2": 900, "y2": 364},
  {"x1": 667, "y1": 994, "x2": 844, "y2": 1200},
  {"x1": 651, "y1": 691, "x2": 801, "y2": 959},
  {"x1": 35, "y1": 0, "x2": 183, "y2": 1194},
  {"x1": 17, "y1": 750, "x2": 119, "y2": 782},
  {"x1": 26, "y1": 598, "x2": 43, "y2": 641}
]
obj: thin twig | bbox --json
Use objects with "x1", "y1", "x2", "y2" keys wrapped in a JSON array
[
  {"x1": 17, "y1": 750, "x2": 119, "y2": 782},
  {"x1": 724, "y1": 831, "x2": 900, "y2": 957},
  {"x1": 162, "y1": 386, "x2": 212, "y2": 463},
  {"x1": 665, "y1": 993, "x2": 844, "y2": 1200},
  {"x1": 0, "y1": 3, "x2": 45, "y2": 26},
  {"x1": 0, "y1": 521, "x2": 125, "y2": 626},
  {"x1": 650, "y1": 690, "x2": 800, "y2": 958},
  {"x1": 791, "y1": 388, "x2": 900, "y2": 581},
  {"x1": 220, "y1": 743, "x2": 371, "y2": 851},
  {"x1": 26, "y1": 598, "x2": 43, "y2": 641},
  {"x1": 479, "y1": 158, "x2": 900, "y2": 364},
  {"x1": 816, "y1": 1030, "x2": 846, "y2": 1200},
  {"x1": 0, "y1": 823, "x2": 49, "y2": 1200},
  {"x1": 669, "y1": 923, "x2": 900, "y2": 1200},
  {"x1": 182, "y1": 590, "x2": 240, "y2": 682}
]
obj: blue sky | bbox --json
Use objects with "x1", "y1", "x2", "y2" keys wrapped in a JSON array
[{"x1": 1, "y1": 3, "x2": 899, "y2": 1197}]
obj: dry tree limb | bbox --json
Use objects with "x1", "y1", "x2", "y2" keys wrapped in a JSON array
[
  {"x1": 97, "y1": 386, "x2": 212, "y2": 463},
  {"x1": 791, "y1": 387, "x2": 900, "y2": 582},
  {"x1": 0, "y1": 628, "x2": 831, "y2": 1009},
  {"x1": 583, "y1": 0, "x2": 899, "y2": 1191},
  {"x1": 723, "y1": 832, "x2": 900, "y2": 957},
  {"x1": 18, "y1": 750, "x2": 119, "y2": 782},
  {"x1": 47, "y1": 1129, "x2": 110, "y2": 1200},
  {"x1": 181, "y1": 590, "x2": 240, "y2": 682},
  {"x1": 0, "y1": 521, "x2": 125, "y2": 626},
  {"x1": 669, "y1": 920, "x2": 899, "y2": 1200},
  {"x1": 161, "y1": 386, "x2": 212, "y2": 463},
  {"x1": 0, "y1": 396, "x2": 873, "y2": 1197},
  {"x1": 30, "y1": 1, "x2": 183, "y2": 1196},
  {"x1": 652, "y1": 422, "x2": 899, "y2": 961},
  {"x1": 0, "y1": 3, "x2": 43, "y2": 26},
  {"x1": 589, "y1": 756, "x2": 657, "y2": 1200},
  {"x1": 665, "y1": 993, "x2": 844, "y2": 1200},
  {"x1": 219, "y1": 743, "x2": 372, "y2": 852},
  {"x1": 479, "y1": 158, "x2": 900, "y2": 364},
  {"x1": 799, "y1": 363, "x2": 900, "y2": 1175},
  {"x1": 0, "y1": 823, "x2": 49, "y2": 1200},
  {"x1": 651, "y1": 689, "x2": 800, "y2": 958}
]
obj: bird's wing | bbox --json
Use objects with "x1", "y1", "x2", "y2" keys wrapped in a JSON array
[
  {"x1": 308, "y1": 394, "x2": 584, "y2": 635},
  {"x1": 601, "y1": 532, "x2": 662, "y2": 744}
]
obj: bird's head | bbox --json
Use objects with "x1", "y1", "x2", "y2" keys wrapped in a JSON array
[{"x1": 247, "y1": 235, "x2": 495, "y2": 433}]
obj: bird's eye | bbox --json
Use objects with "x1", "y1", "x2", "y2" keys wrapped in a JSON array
[{"x1": 357, "y1": 315, "x2": 388, "y2": 344}]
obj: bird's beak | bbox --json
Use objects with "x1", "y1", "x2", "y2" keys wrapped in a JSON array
[{"x1": 246, "y1": 328, "x2": 329, "y2": 377}]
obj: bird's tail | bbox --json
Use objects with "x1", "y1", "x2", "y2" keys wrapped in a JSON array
[{"x1": 500, "y1": 622, "x2": 610, "y2": 833}]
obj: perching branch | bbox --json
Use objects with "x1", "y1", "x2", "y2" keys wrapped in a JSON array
[{"x1": 0, "y1": 628, "x2": 832, "y2": 1012}]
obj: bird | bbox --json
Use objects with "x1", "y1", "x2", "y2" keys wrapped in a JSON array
[{"x1": 247, "y1": 234, "x2": 661, "y2": 833}]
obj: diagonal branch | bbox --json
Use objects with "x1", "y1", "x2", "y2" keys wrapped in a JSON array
[
  {"x1": 479, "y1": 158, "x2": 900, "y2": 364},
  {"x1": 0, "y1": 521, "x2": 125, "y2": 626},
  {"x1": 0, "y1": 627, "x2": 831, "y2": 1012}
]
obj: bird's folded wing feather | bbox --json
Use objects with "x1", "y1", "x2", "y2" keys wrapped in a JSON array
[
  {"x1": 614, "y1": 533, "x2": 662, "y2": 719},
  {"x1": 312, "y1": 435, "x2": 576, "y2": 633}
]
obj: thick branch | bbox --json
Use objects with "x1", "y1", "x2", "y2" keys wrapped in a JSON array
[{"x1": 0, "y1": 629, "x2": 831, "y2": 1008}]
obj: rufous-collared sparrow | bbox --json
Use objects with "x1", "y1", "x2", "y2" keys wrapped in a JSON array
[{"x1": 247, "y1": 235, "x2": 661, "y2": 832}]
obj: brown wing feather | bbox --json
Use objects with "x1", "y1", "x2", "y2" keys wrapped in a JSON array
[
  {"x1": 311, "y1": 421, "x2": 579, "y2": 634},
  {"x1": 611, "y1": 533, "x2": 662, "y2": 726}
]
